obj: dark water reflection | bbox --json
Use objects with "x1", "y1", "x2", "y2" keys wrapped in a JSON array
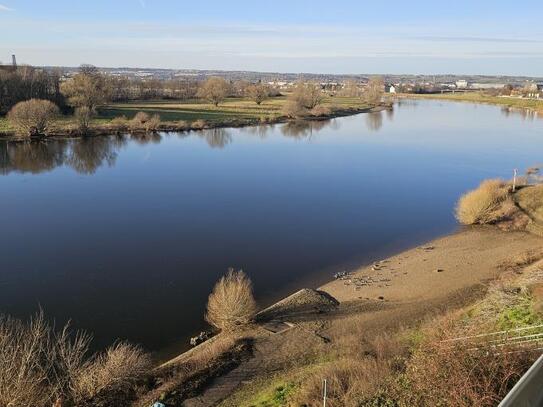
[{"x1": 1, "y1": 100, "x2": 542, "y2": 357}]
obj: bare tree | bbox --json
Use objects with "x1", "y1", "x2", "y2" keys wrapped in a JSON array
[
  {"x1": 364, "y1": 76, "x2": 385, "y2": 106},
  {"x1": 206, "y1": 269, "x2": 257, "y2": 331},
  {"x1": 245, "y1": 83, "x2": 270, "y2": 105},
  {"x1": 196, "y1": 77, "x2": 231, "y2": 106},
  {"x1": 61, "y1": 65, "x2": 112, "y2": 112},
  {"x1": 7, "y1": 99, "x2": 59, "y2": 137},
  {"x1": 291, "y1": 82, "x2": 323, "y2": 109}
]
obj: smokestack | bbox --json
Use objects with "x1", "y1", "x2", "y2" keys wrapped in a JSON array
[{"x1": 11, "y1": 54, "x2": 16, "y2": 67}]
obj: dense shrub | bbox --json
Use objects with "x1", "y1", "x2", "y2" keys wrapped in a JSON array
[
  {"x1": 7, "y1": 99, "x2": 59, "y2": 137},
  {"x1": 191, "y1": 119, "x2": 208, "y2": 129},
  {"x1": 128, "y1": 111, "x2": 161, "y2": 132},
  {"x1": 291, "y1": 82, "x2": 323, "y2": 110},
  {"x1": 398, "y1": 322, "x2": 534, "y2": 407},
  {"x1": 282, "y1": 100, "x2": 308, "y2": 118},
  {"x1": 206, "y1": 269, "x2": 257, "y2": 331},
  {"x1": 456, "y1": 179, "x2": 510, "y2": 225},
  {"x1": 73, "y1": 342, "x2": 151, "y2": 406}
]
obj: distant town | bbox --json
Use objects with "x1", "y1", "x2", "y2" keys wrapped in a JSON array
[{"x1": 1, "y1": 53, "x2": 542, "y2": 100}]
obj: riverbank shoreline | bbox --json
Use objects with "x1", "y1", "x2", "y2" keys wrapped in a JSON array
[
  {"x1": 398, "y1": 92, "x2": 543, "y2": 114},
  {"x1": 0, "y1": 105, "x2": 384, "y2": 140},
  {"x1": 166, "y1": 226, "x2": 543, "y2": 406},
  {"x1": 162, "y1": 226, "x2": 543, "y2": 365}
]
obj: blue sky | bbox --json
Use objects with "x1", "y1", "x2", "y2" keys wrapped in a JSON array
[{"x1": 1, "y1": 0, "x2": 543, "y2": 75}]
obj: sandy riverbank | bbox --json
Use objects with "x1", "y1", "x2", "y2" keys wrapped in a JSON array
[{"x1": 173, "y1": 226, "x2": 543, "y2": 406}]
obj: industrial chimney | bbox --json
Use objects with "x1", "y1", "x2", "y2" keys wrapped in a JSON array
[{"x1": 11, "y1": 54, "x2": 16, "y2": 67}]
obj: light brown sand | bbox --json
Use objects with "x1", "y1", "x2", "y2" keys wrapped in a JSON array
[{"x1": 321, "y1": 227, "x2": 542, "y2": 304}]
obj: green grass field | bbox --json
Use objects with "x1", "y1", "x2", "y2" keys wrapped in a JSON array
[
  {"x1": 98, "y1": 95, "x2": 370, "y2": 123},
  {"x1": 404, "y1": 92, "x2": 543, "y2": 112}
]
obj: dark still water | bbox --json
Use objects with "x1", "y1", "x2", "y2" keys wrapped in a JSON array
[{"x1": 1, "y1": 100, "x2": 542, "y2": 356}]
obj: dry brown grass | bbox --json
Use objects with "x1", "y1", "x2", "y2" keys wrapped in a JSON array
[
  {"x1": 290, "y1": 359, "x2": 387, "y2": 407},
  {"x1": 0, "y1": 311, "x2": 151, "y2": 407},
  {"x1": 499, "y1": 248, "x2": 543, "y2": 272},
  {"x1": 456, "y1": 179, "x2": 511, "y2": 225},
  {"x1": 289, "y1": 332, "x2": 403, "y2": 407},
  {"x1": 73, "y1": 342, "x2": 151, "y2": 405},
  {"x1": 205, "y1": 269, "x2": 257, "y2": 332},
  {"x1": 400, "y1": 316, "x2": 534, "y2": 407},
  {"x1": 109, "y1": 115, "x2": 130, "y2": 130}
]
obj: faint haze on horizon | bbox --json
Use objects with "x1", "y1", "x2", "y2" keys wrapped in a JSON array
[{"x1": 1, "y1": 0, "x2": 543, "y2": 76}]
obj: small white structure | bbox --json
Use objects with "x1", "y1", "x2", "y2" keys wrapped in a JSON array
[
  {"x1": 389, "y1": 85, "x2": 396, "y2": 94},
  {"x1": 455, "y1": 80, "x2": 469, "y2": 89}
]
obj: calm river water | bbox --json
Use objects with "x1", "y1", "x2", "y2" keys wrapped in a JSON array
[{"x1": 1, "y1": 99, "x2": 542, "y2": 356}]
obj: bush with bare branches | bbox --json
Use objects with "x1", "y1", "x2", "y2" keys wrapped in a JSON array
[
  {"x1": 0, "y1": 311, "x2": 150, "y2": 407},
  {"x1": 399, "y1": 320, "x2": 534, "y2": 407},
  {"x1": 7, "y1": 99, "x2": 59, "y2": 137},
  {"x1": 291, "y1": 82, "x2": 323, "y2": 110},
  {"x1": 206, "y1": 269, "x2": 257, "y2": 331},
  {"x1": 245, "y1": 83, "x2": 270, "y2": 105},
  {"x1": 73, "y1": 342, "x2": 151, "y2": 405},
  {"x1": 456, "y1": 178, "x2": 511, "y2": 225},
  {"x1": 282, "y1": 100, "x2": 308, "y2": 119},
  {"x1": 128, "y1": 111, "x2": 161, "y2": 133}
]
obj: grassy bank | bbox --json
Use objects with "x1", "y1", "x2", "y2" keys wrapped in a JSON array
[
  {"x1": 0, "y1": 96, "x2": 373, "y2": 138},
  {"x1": 402, "y1": 92, "x2": 543, "y2": 113}
]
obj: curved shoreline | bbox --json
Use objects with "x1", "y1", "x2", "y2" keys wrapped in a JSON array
[
  {"x1": 161, "y1": 226, "x2": 543, "y2": 367},
  {"x1": 0, "y1": 106, "x2": 384, "y2": 140}
]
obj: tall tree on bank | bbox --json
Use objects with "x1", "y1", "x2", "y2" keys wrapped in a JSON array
[
  {"x1": 61, "y1": 65, "x2": 112, "y2": 111},
  {"x1": 61, "y1": 65, "x2": 112, "y2": 132},
  {"x1": 364, "y1": 76, "x2": 385, "y2": 106},
  {"x1": 196, "y1": 77, "x2": 231, "y2": 106},
  {"x1": 245, "y1": 83, "x2": 270, "y2": 105}
]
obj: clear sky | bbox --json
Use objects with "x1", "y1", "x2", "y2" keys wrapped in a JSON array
[{"x1": 1, "y1": 0, "x2": 543, "y2": 76}]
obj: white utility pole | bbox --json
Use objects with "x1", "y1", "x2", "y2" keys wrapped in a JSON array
[
  {"x1": 323, "y1": 379, "x2": 327, "y2": 407},
  {"x1": 513, "y1": 168, "x2": 518, "y2": 192}
]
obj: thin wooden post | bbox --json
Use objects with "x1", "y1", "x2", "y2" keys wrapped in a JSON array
[
  {"x1": 323, "y1": 378, "x2": 327, "y2": 407},
  {"x1": 513, "y1": 169, "x2": 518, "y2": 192}
]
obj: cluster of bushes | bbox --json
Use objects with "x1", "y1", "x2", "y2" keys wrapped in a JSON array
[
  {"x1": 0, "y1": 311, "x2": 150, "y2": 407},
  {"x1": 282, "y1": 82, "x2": 327, "y2": 118}
]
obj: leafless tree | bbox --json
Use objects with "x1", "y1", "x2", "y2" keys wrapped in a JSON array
[
  {"x1": 61, "y1": 65, "x2": 112, "y2": 112},
  {"x1": 196, "y1": 77, "x2": 231, "y2": 106},
  {"x1": 364, "y1": 76, "x2": 385, "y2": 105},
  {"x1": 291, "y1": 81, "x2": 324, "y2": 109},
  {"x1": 245, "y1": 83, "x2": 270, "y2": 105}
]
